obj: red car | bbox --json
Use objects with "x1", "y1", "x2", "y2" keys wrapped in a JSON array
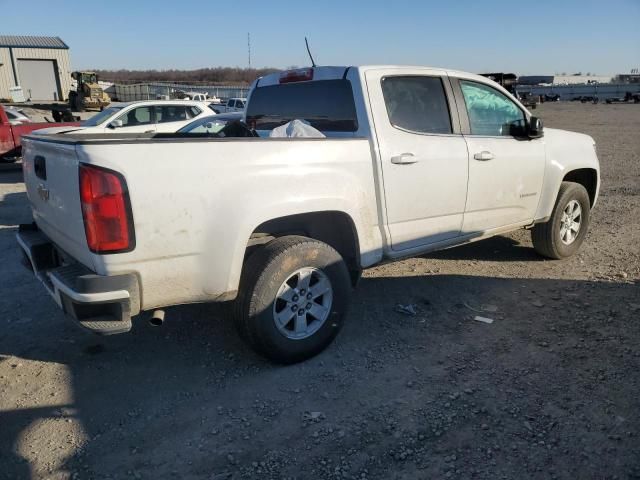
[{"x1": 0, "y1": 104, "x2": 80, "y2": 162}]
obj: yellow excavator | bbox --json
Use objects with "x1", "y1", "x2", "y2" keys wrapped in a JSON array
[{"x1": 68, "y1": 71, "x2": 111, "y2": 111}]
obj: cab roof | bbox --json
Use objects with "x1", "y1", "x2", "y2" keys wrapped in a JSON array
[{"x1": 255, "y1": 65, "x2": 493, "y2": 88}]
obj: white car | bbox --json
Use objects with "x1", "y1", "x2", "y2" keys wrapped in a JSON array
[
  {"x1": 176, "y1": 113, "x2": 244, "y2": 135},
  {"x1": 36, "y1": 100, "x2": 212, "y2": 135},
  {"x1": 18, "y1": 65, "x2": 599, "y2": 363}
]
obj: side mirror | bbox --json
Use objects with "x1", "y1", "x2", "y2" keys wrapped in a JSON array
[
  {"x1": 528, "y1": 116, "x2": 544, "y2": 138},
  {"x1": 108, "y1": 119, "x2": 123, "y2": 129}
]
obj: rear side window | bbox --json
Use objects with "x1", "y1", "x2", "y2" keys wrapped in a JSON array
[
  {"x1": 381, "y1": 76, "x2": 452, "y2": 134},
  {"x1": 155, "y1": 106, "x2": 191, "y2": 123},
  {"x1": 246, "y1": 79, "x2": 358, "y2": 132}
]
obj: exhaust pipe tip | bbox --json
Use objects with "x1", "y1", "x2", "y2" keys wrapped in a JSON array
[{"x1": 149, "y1": 309, "x2": 165, "y2": 327}]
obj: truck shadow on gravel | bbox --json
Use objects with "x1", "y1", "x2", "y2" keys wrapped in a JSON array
[
  {"x1": 0, "y1": 191, "x2": 30, "y2": 227},
  {"x1": 0, "y1": 168, "x2": 23, "y2": 182},
  {"x1": 423, "y1": 235, "x2": 541, "y2": 262},
  {"x1": 1, "y1": 266, "x2": 639, "y2": 479}
]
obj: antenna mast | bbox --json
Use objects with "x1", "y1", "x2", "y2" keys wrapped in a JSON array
[
  {"x1": 248, "y1": 32, "x2": 251, "y2": 68},
  {"x1": 305, "y1": 37, "x2": 316, "y2": 67}
]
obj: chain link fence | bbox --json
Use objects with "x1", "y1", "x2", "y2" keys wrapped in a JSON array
[{"x1": 106, "y1": 82, "x2": 250, "y2": 102}]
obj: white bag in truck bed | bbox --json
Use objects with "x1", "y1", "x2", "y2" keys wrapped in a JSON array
[{"x1": 269, "y1": 119, "x2": 325, "y2": 138}]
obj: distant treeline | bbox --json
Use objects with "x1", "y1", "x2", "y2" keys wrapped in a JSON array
[{"x1": 94, "y1": 67, "x2": 281, "y2": 85}]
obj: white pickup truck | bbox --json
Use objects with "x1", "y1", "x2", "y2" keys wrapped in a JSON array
[
  {"x1": 17, "y1": 65, "x2": 600, "y2": 363},
  {"x1": 211, "y1": 97, "x2": 247, "y2": 113}
]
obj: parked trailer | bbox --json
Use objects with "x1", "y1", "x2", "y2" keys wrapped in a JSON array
[{"x1": 516, "y1": 83, "x2": 640, "y2": 102}]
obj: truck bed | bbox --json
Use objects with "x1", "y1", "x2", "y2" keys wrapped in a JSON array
[{"x1": 20, "y1": 132, "x2": 381, "y2": 311}]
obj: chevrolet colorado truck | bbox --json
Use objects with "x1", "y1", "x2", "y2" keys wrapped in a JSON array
[
  {"x1": 16, "y1": 66, "x2": 600, "y2": 363},
  {"x1": 0, "y1": 104, "x2": 79, "y2": 161}
]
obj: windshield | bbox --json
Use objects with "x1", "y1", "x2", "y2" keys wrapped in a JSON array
[
  {"x1": 177, "y1": 116, "x2": 231, "y2": 134},
  {"x1": 81, "y1": 107, "x2": 124, "y2": 127}
]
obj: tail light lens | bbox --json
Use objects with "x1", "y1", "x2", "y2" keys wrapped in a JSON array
[{"x1": 79, "y1": 164, "x2": 134, "y2": 253}]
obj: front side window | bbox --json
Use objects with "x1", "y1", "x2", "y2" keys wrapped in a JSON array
[
  {"x1": 381, "y1": 76, "x2": 452, "y2": 134},
  {"x1": 460, "y1": 80, "x2": 525, "y2": 136},
  {"x1": 117, "y1": 107, "x2": 152, "y2": 127}
]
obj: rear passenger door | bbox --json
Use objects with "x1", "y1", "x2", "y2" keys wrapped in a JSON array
[{"x1": 365, "y1": 69, "x2": 469, "y2": 251}]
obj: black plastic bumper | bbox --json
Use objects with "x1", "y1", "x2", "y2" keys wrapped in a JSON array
[{"x1": 16, "y1": 224, "x2": 139, "y2": 335}]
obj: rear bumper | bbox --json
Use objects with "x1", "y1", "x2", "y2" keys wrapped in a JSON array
[{"x1": 16, "y1": 224, "x2": 139, "y2": 335}]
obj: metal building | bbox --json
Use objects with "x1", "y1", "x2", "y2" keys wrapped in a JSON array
[{"x1": 0, "y1": 35, "x2": 72, "y2": 101}]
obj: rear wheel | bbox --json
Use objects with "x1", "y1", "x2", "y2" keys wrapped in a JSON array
[
  {"x1": 531, "y1": 181, "x2": 591, "y2": 259},
  {"x1": 234, "y1": 235, "x2": 352, "y2": 363}
]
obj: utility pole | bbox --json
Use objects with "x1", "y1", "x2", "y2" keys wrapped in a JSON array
[{"x1": 248, "y1": 32, "x2": 251, "y2": 69}]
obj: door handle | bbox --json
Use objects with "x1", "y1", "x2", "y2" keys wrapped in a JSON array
[
  {"x1": 391, "y1": 153, "x2": 418, "y2": 165},
  {"x1": 473, "y1": 151, "x2": 494, "y2": 161},
  {"x1": 144, "y1": 129, "x2": 154, "y2": 133}
]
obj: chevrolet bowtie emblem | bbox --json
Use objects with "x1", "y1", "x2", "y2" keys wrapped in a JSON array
[{"x1": 37, "y1": 184, "x2": 49, "y2": 202}]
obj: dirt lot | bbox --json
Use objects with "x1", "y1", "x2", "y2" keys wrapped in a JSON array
[{"x1": 1, "y1": 103, "x2": 639, "y2": 480}]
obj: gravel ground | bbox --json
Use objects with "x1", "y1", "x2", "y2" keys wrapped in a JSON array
[{"x1": 1, "y1": 103, "x2": 639, "y2": 480}]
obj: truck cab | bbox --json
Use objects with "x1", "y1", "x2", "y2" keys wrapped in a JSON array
[{"x1": 224, "y1": 98, "x2": 247, "y2": 112}]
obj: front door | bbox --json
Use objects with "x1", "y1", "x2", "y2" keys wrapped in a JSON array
[
  {"x1": 453, "y1": 78, "x2": 546, "y2": 232},
  {"x1": 365, "y1": 69, "x2": 469, "y2": 251}
]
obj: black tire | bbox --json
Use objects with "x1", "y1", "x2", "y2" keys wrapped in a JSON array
[
  {"x1": 531, "y1": 181, "x2": 591, "y2": 259},
  {"x1": 234, "y1": 235, "x2": 352, "y2": 364}
]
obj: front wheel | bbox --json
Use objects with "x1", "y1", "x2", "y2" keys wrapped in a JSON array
[
  {"x1": 531, "y1": 181, "x2": 591, "y2": 259},
  {"x1": 234, "y1": 236, "x2": 352, "y2": 364}
]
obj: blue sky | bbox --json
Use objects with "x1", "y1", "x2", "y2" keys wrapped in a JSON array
[{"x1": 1, "y1": 0, "x2": 638, "y2": 74}]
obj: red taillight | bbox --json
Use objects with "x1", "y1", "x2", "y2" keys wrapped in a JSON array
[
  {"x1": 279, "y1": 68, "x2": 314, "y2": 83},
  {"x1": 79, "y1": 164, "x2": 134, "y2": 253}
]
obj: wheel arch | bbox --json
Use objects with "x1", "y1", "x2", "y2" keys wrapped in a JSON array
[
  {"x1": 562, "y1": 168, "x2": 598, "y2": 207},
  {"x1": 247, "y1": 211, "x2": 362, "y2": 284}
]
